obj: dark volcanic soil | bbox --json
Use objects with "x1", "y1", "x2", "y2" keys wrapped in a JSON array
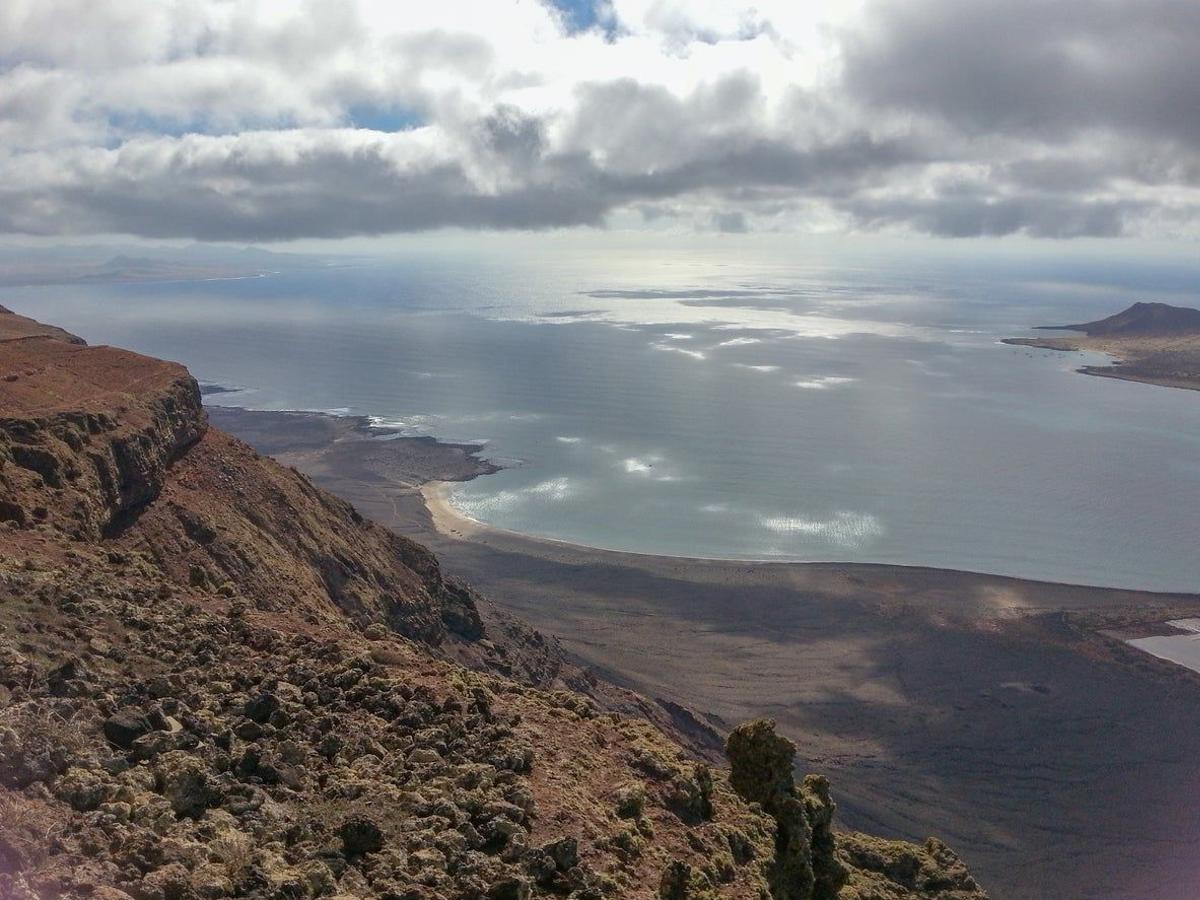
[{"x1": 212, "y1": 404, "x2": 1200, "y2": 900}]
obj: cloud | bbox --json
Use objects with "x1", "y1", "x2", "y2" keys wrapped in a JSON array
[
  {"x1": 841, "y1": 0, "x2": 1200, "y2": 148},
  {"x1": 712, "y1": 210, "x2": 747, "y2": 232},
  {"x1": 0, "y1": 0, "x2": 1196, "y2": 240}
]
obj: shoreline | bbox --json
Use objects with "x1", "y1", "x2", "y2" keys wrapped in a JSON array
[
  {"x1": 210, "y1": 401, "x2": 1200, "y2": 899},
  {"x1": 423, "y1": 480, "x2": 1199, "y2": 595},
  {"x1": 215, "y1": 400, "x2": 1198, "y2": 595},
  {"x1": 1002, "y1": 334, "x2": 1200, "y2": 392}
]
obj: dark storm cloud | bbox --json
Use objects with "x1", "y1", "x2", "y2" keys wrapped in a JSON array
[
  {"x1": 0, "y1": 143, "x2": 611, "y2": 242},
  {"x1": 842, "y1": 0, "x2": 1200, "y2": 148},
  {"x1": 840, "y1": 193, "x2": 1138, "y2": 239}
]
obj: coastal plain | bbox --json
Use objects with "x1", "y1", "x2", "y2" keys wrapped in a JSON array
[{"x1": 210, "y1": 404, "x2": 1200, "y2": 900}]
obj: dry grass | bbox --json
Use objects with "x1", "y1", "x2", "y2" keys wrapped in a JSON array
[
  {"x1": 0, "y1": 791, "x2": 67, "y2": 867},
  {"x1": 0, "y1": 701, "x2": 91, "y2": 767},
  {"x1": 209, "y1": 829, "x2": 254, "y2": 881}
]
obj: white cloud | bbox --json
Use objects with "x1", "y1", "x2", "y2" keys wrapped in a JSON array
[{"x1": 0, "y1": 0, "x2": 1196, "y2": 240}]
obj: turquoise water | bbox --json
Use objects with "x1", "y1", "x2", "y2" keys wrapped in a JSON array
[{"x1": 7, "y1": 247, "x2": 1200, "y2": 591}]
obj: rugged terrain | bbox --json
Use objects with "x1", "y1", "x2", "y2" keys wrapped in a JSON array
[
  {"x1": 1003, "y1": 301, "x2": 1200, "y2": 391},
  {"x1": 0, "y1": 308, "x2": 986, "y2": 899},
  {"x1": 199, "y1": 396, "x2": 1200, "y2": 898}
]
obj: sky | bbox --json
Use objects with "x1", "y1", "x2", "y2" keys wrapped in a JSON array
[{"x1": 1, "y1": 0, "x2": 1199, "y2": 245}]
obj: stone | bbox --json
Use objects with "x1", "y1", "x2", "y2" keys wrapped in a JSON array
[
  {"x1": 156, "y1": 751, "x2": 218, "y2": 818},
  {"x1": 407, "y1": 747, "x2": 442, "y2": 766},
  {"x1": 338, "y1": 816, "x2": 384, "y2": 857},
  {"x1": 244, "y1": 692, "x2": 281, "y2": 724},
  {"x1": 103, "y1": 709, "x2": 154, "y2": 749},
  {"x1": 46, "y1": 657, "x2": 89, "y2": 696},
  {"x1": 542, "y1": 837, "x2": 578, "y2": 872},
  {"x1": 486, "y1": 877, "x2": 530, "y2": 900}
]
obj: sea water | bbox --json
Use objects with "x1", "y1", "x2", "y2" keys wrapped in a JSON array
[{"x1": 7, "y1": 244, "x2": 1199, "y2": 592}]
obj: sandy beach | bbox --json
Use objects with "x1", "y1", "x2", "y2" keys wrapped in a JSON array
[{"x1": 210, "y1": 404, "x2": 1200, "y2": 900}]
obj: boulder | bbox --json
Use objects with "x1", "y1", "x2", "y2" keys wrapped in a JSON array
[
  {"x1": 155, "y1": 751, "x2": 218, "y2": 818},
  {"x1": 338, "y1": 816, "x2": 384, "y2": 857},
  {"x1": 243, "y1": 692, "x2": 281, "y2": 724},
  {"x1": 103, "y1": 709, "x2": 154, "y2": 750}
]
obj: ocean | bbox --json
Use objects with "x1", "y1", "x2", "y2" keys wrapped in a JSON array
[{"x1": 7, "y1": 243, "x2": 1200, "y2": 592}]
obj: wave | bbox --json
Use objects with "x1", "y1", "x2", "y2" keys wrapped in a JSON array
[
  {"x1": 733, "y1": 363, "x2": 781, "y2": 373},
  {"x1": 794, "y1": 376, "x2": 856, "y2": 390},
  {"x1": 651, "y1": 342, "x2": 707, "y2": 360}
]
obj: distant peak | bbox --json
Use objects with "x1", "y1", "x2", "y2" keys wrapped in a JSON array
[{"x1": 1044, "y1": 301, "x2": 1200, "y2": 336}]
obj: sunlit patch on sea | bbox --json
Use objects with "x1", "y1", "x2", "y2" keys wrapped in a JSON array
[{"x1": 9, "y1": 247, "x2": 1200, "y2": 590}]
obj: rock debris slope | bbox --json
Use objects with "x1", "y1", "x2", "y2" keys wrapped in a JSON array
[{"x1": 0, "y1": 310, "x2": 986, "y2": 899}]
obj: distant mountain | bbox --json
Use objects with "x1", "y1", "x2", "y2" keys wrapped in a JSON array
[
  {"x1": 1041, "y1": 301, "x2": 1200, "y2": 336},
  {"x1": 0, "y1": 242, "x2": 358, "y2": 286}
]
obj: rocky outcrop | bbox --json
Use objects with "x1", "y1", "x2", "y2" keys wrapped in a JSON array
[
  {"x1": 0, "y1": 305, "x2": 86, "y2": 344},
  {"x1": 0, "y1": 544, "x2": 781, "y2": 899},
  {"x1": 837, "y1": 834, "x2": 986, "y2": 900},
  {"x1": 726, "y1": 719, "x2": 846, "y2": 900},
  {"x1": 724, "y1": 721, "x2": 985, "y2": 900},
  {"x1": 0, "y1": 337, "x2": 205, "y2": 538},
  {"x1": 113, "y1": 426, "x2": 481, "y2": 644}
]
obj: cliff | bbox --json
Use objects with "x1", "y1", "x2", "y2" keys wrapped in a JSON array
[
  {"x1": 0, "y1": 310, "x2": 986, "y2": 900},
  {"x1": 0, "y1": 316, "x2": 477, "y2": 645}
]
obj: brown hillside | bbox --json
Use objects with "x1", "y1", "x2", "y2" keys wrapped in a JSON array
[{"x1": 1047, "y1": 301, "x2": 1200, "y2": 336}]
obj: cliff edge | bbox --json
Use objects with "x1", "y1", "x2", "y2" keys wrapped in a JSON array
[{"x1": 0, "y1": 310, "x2": 986, "y2": 899}]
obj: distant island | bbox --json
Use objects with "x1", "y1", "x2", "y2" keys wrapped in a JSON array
[{"x1": 1003, "y1": 301, "x2": 1200, "y2": 391}]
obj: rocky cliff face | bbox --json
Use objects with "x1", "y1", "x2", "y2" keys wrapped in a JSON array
[
  {"x1": 109, "y1": 426, "x2": 482, "y2": 645},
  {"x1": 0, "y1": 333, "x2": 204, "y2": 539},
  {"x1": 0, "y1": 316, "x2": 478, "y2": 646},
  {"x1": 0, "y1": 310, "x2": 987, "y2": 900}
]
